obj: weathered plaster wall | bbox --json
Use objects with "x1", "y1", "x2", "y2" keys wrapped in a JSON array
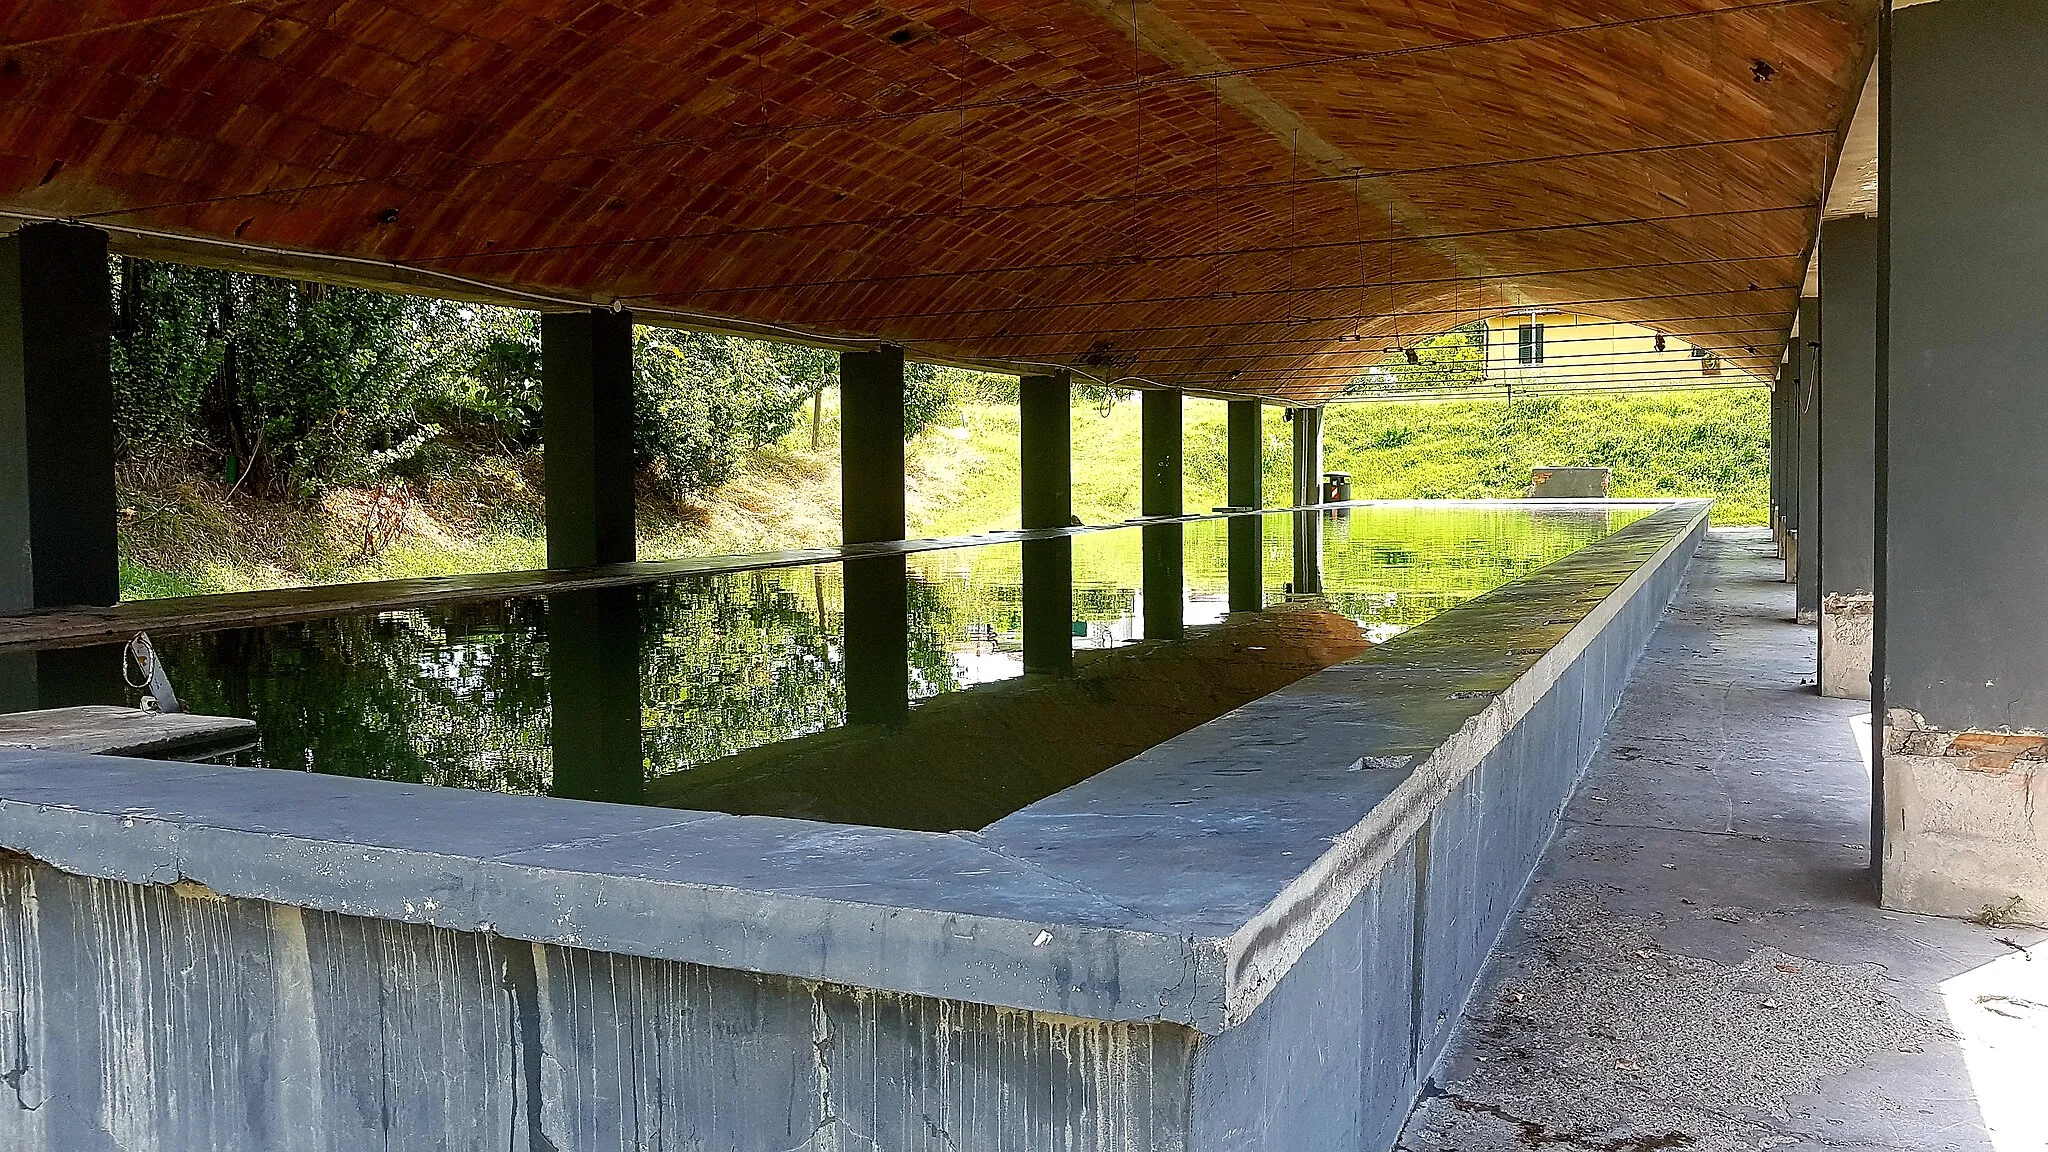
[
  {"x1": 0, "y1": 860, "x2": 1195, "y2": 1151},
  {"x1": 1880, "y1": 717, "x2": 2048, "y2": 927}
]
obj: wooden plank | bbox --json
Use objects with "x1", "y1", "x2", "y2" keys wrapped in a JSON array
[{"x1": 0, "y1": 705, "x2": 257, "y2": 757}]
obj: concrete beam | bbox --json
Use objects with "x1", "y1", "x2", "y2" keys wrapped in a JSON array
[
  {"x1": 541, "y1": 309, "x2": 637, "y2": 569},
  {"x1": 1794, "y1": 298, "x2": 1822, "y2": 623},
  {"x1": 1817, "y1": 217, "x2": 1879, "y2": 701},
  {"x1": 841, "y1": 347, "x2": 907, "y2": 545},
  {"x1": 1227, "y1": 400, "x2": 1263, "y2": 613},
  {"x1": 0, "y1": 222, "x2": 118, "y2": 610},
  {"x1": 1878, "y1": 0, "x2": 2048, "y2": 926},
  {"x1": 1020, "y1": 371, "x2": 1073, "y2": 675}
]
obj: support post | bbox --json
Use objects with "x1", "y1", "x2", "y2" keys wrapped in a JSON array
[
  {"x1": 1878, "y1": 0, "x2": 2048, "y2": 924},
  {"x1": 1227, "y1": 400, "x2": 1264, "y2": 612},
  {"x1": 1778, "y1": 359, "x2": 1799, "y2": 579},
  {"x1": 841, "y1": 347, "x2": 907, "y2": 545},
  {"x1": 1794, "y1": 298, "x2": 1822, "y2": 623},
  {"x1": 1140, "y1": 389, "x2": 1182, "y2": 639},
  {"x1": 1288, "y1": 406, "x2": 1323, "y2": 507},
  {"x1": 1769, "y1": 374, "x2": 1788, "y2": 557},
  {"x1": 542, "y1": 309, "x2": 637, "y2": 569},
  {"x1": 1020, "y1": 371, "x2": 1073, "y2": 675},
  {"x1": 547, "y1": 588, "x2": 644, "y2": 804},
  {"x1": 1, "y1": 222, "x2": 118, "y2": 611},
  {"x1": 1288, "y1": 407, "x2": 1323, "y2": 594},
  {"x1": 1817, "y1": 217, "x2": 1879, "y2": 701}
]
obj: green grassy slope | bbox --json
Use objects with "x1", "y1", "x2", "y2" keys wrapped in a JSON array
[
  {"x1": 911, "y1": 388, "x2": 1768, "y2": 537},
  {"x1": 119, "y1": 387, "x2": 1766, "y2": 598}
]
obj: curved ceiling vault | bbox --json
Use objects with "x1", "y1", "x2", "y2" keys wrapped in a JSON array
[{"x1": 0, "y1": 0, "x2": 1878, "y2": 402}]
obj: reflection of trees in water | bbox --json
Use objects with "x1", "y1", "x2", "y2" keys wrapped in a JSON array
[
  {"x1": 153, "y1": 507, "x2": 1651, "y2": 796},
  {"x1": 638, "y1": 571, "x2": 839, "y2": 770},
  {"x1": 164, "y1": 600, "x2": 552, "y2": 790}
]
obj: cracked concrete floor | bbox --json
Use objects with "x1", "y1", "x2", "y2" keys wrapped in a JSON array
[{"x1": 1398, "y1": 529, "x2": 2048, "y2": 1152}]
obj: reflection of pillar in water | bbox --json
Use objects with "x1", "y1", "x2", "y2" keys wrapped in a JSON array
[
  {"x1": 1228, "y1": 515, "x2": 1263, "y2": 613},
  {"x1": 843, "y1": 555, "x2": 910, "y2": 725},
  {"x1": 1021, "y1": 537, "x2": 1073, "y2": 676},
  {"x1": 0, "y1": 645, "x2": 126, "y2": 713},
  {"x1": 1291, "y1": 509, "x2": 1323, "y2": 595},
  {"x1": 547, "y1": 586, "x2": 644, "y2": 803},
  {"x1": 1143, "y1": 521, "x2": 1184, "y2": 640}
]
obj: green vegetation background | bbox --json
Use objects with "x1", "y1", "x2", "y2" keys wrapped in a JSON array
[{"x1": 913, "y1": 389, "x2": 1767, "y2": 539}]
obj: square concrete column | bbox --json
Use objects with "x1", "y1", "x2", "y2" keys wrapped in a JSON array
[
  {"x1": 1768, "y1": 374, "x2": 1789, "y2": 558},
  {"x1": 1878, "y1": 0, "x2": 2048, "y2": 924},
  {"x1": 1288, "y1": 407, "x2": 1323, "y2": 594},
  {"x1": 1227, "y1": 399, "x2": 1263, "y2": 613},
  {"x1": 1794, "y1": 298, "x2": 1822, "y2": 623},
  {"x1": 1140, "y1": 389, "x2": 1182, "y2": 639},
  {"x1": 1019, "y1": 371, "x2": 1072, "y2": 675},
  {"x1": 1817, "y1": 217, "x2": 1879, "y2": 701},
  {"x1": 840, "y1": 347, "x2": 907, "y2": 545},
  {"x1": 1, "y1": 222, "x2": 119, "y2": 611},
  {"x1": 542, "y1": 309, "x2": 637, "y2": 569},
  {"x1": 1288, "y1": 406, "x2": 1323, "y2": 507},
  {"x1": 1775, "y1": 361, "x2": 1799, "y2": 576}
]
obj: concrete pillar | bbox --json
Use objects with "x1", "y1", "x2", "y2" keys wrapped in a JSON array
[
  {"x1": 840, "y1": 347, "x2": 907, "y2": 545},
  {"x1": 1, "y1": 222, "x2": 119, "y2": 611},
  {"x1": 843, "y1": 556, "x2": 909, "y2": 724},
  {"x1": 1877, "y1": 0, "x2": 2048, "y2": 925},
  {"x1": 1287, "y1": 407, "x2": 1323, "y2": 594},
  {"x1": 1776, "y1": 361, "x2": 1799, "y2": 578},
  {"x1": 1227, "y1": 400, "x2": 1263, "y2": 613},
  {"x1": 1769, "y1": 374, "x2": 1789, "y2": 558},
  {"x1": 1140, "y1": 389, "x2": 1182, "y2": 519},
  {"x1": 542, "y1": 309, "x2": 637, "y2": 569},
  {"x1": 1020, "y1": 371, "x2": 1073, "y2": 675},
  {"x1": 1817, "y1": 217, "x2": 1879, "y2": 701},
  {"x1": 547, "y1": 587, "x2": 644, "y2": 804},
  {"x1": 1140, "y1": 389, "x2": 1183, "y2": 640},
  {"x1": 1794, "y1": 297, "x2": 1822, "y2": 623},
  {"x1": 1288, "y1": 406, "x2": 1323, "y2": 507}
]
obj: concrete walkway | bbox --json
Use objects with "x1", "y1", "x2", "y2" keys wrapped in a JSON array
[{"x1": 1399, "y1": 528, "x2": 2047, "y2": 1152}]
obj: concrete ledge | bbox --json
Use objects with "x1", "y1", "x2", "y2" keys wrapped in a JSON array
[{"x1": 1818, "y1": 593, "x2": 1873, "y2": 700}]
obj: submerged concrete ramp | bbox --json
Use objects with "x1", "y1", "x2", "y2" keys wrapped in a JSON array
[{"x1": 1400, "y1": 529, "x2": 2048, "y2": 1152}]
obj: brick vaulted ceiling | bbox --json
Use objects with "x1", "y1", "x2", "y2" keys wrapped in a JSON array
[{"x1": 0, "y1": 1, "x2": 1877, "y2": 402}]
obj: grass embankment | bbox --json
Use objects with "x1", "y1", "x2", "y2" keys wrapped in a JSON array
[{"x1": 118, "y1": 389, "x2": 1765, "y2": 599}]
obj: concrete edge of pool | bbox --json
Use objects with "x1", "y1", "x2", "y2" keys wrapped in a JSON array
[{"x1": 0, "y1": 501, "x2": 1706, "y2": 1037}]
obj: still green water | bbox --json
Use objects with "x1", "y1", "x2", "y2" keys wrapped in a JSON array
[{"x1": 29, "y1": 506, "x2": 1650, "y2": 829}]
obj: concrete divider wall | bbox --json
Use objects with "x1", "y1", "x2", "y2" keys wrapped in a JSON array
[
  {"x1": 0, "y1": 504, "x2": 1706, "y2": 1151},
  {"x1": 1189, "y1": 506, "x2": 1704, "y2": 1150}
]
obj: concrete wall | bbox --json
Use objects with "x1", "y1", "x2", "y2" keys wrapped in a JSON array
[
  {"x1": 1878, "y1": 0, "x2": 2048, "y2": 925},
  {"x1": 0, "y1": 862, "x2": 1194, "y2": 1151},
  {"x1": 0, "y1": 506, "x2": 1707, "y2": 1149},
  {"x1": 1188, "y1": 509, "x2": 1700, "y2": 1150}
]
